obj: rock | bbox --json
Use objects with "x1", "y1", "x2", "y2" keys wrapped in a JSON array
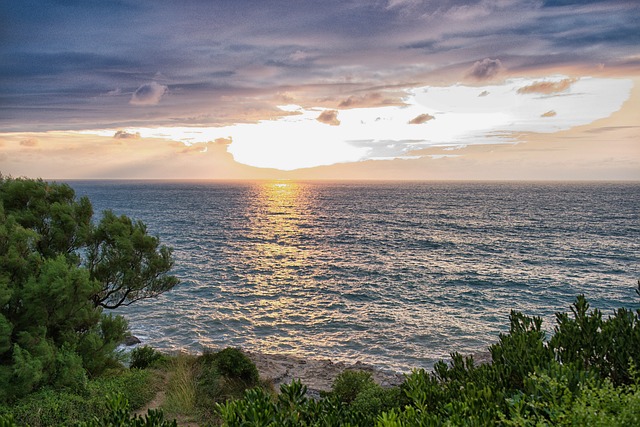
[
  {"x1": 244, "y1": 349, "x2": 405, "y2": 396},
  {"x1": 123, "y1": 335, "x2": 141, "y2": 346}
]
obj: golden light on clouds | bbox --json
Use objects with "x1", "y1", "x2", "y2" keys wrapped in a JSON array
[{"x1": 1, "y1": 76, "x2": 637, "y2": 181}]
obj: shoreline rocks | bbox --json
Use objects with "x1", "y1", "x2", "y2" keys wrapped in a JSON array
[
  {"x1": 122, "y1": 335, "x2": 142, "y2": 346},
  {"x1": 243, "y1": 350, "x2": 405, "y2": 395}
]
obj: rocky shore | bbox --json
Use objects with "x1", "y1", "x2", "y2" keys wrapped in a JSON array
[
  {"x1": 244, "y1": 350, "x2": 405, "y2": 397},
  {"x1": 243, "y1": 350, "x2": 492, "y2": 398},
  {"x1": 126, "y1": 336, "x2": 491, "y2": 397}
]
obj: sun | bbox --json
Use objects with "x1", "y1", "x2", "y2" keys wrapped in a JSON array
[{"x1": 225, "y1": 112, "x2": 367, "y2": 171}]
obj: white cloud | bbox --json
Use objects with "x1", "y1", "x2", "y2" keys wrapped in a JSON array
[
  {"x1": 82, "y1": 76, "x2": 633, "y2": 171},
  {"x1": 130, "y1": 82, "x2": 168, "y2": 106}
]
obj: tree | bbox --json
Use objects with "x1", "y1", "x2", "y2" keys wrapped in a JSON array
[
  {"x1": 0, "y1": 176, "x2": 178, "y2": 401},
  {"x1": 87, "y1": 211, "x2": 178, "y2": 309}
]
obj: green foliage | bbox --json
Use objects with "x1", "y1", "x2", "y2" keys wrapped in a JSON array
[
  {"x1": 490, "y1": 310, "x2": 553, "y2": 391},
  {"x1": 213, "y1": 347, "x2": 260, "y2": 386},
  {"x1": 217, "y1": 296, "x2": 640, "y2": 427},
  {"x1": 217, "y1": 379, "x2": 365, "y2": 427},
  {"x1": 77, "y1": 392, "x2": 177, "y2": 427},
  {"x1": 331, "y1": 370, "x2": 375, "y2": 404},
  {"x1": 0, "y1": 176, "x2": 178, "y2": 401},
  {"x1": 551, "y1": 295, "x2": 640, "y2": 385},
  {"x1": 157, "y1": 348, "x2": 262, "y2": 423},
  {"x1": 130, "y1": 345, "x2": 164, "y2": 370},
  {"x1": 217, "y1": 371, "x2": 401, "y2": 426},
  {"x1": 89, "y1": 368, "x2": 158, "y2": 411},
  {"x1": 501, "y1": 364, "x2": 640, "y2": 426},
  {"x1": 1, "y1": 368, "x2": 157, "y2": 426},
  {"x1": 2, "y1": 389, "x2": 92, "y2": 427},
  {"x1": 163, "y1": 353, "x2": 198, "y2": 416},
  {"x1": 87, "y1": 210, "x2": 179, "y2": 309}
]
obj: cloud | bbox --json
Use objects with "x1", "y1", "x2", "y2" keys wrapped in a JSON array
[
  {"x1": 214, "y1": 137, "x2": 233, "y2": 145},
  {"x1": 541, "y1": 110, "x2": 557, "y2": 117},
  {"x1": 113, "y1": 130, "x2": 141, "y2": 139},
  {"x1": 478, "y1": 91, "x2": 489, "y2": 97},
  {"x1": 408, "y1": 113, "x2": 435, "y2": 124},
  {"x1": 19, "y1": 138, "x2": 38, "y2": 147},
  {"x1": 338, "y1": 93, "x2": 383, "y2": 108},
  {"x1": 76, "y1": 76, "x2": 633, "y2": 172},
  {"x1": 289, "y1": 50, "x2": 310, "y2": 62},
  {"x1": 517, "y1": 78, "x2": 576, "y2": 95},
  {"x1": 130, "y1": 82, "x2": 168, "y2": 106},
  {"x1": 316, "y1": 110, "x2": 340, "y2": 126},
  {"x1": 177, "y1": 142, "x2": 209, "y2": 154},
  {"x1": 466, "y1": 58, "x2": 504, "y2": 81}
]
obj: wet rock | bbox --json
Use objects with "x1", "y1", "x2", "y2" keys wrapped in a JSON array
[{"x1": 123, "y1": 335, "x2": 141, "y2": 346}]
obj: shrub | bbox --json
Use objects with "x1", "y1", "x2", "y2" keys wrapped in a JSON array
[
  {"x1": 551, "y1": 295, "x2": 640, "y2": 385},
  {"x1": 130, "y1": 345, "x2": 164, "y2": 370},
  {"x1": 3, "y1": 389, "x2": 92, "y2": 427},
  {"x1": 77, "y1": 392, "x2": 177, "y2": 427},
  {"x1": 213, "y1": 347, "x2": 259, "y2": 386},
  {"x1": 331, "y1": 370, "x2": 375, "y2": 404}
]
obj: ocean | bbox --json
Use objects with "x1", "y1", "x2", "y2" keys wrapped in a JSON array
[{"x1": 68, "y1": 180, "x2": 640, "y2": 372}]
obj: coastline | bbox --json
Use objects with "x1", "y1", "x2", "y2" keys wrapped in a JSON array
[
  {"x1": 243, "y1": 348, "x2": 491, "y2": 397},
  {"x1": 125, "y1": 338, "x2": 492, "y2": 396},
  {"x1": 243, "y1": 349, "x2": 405, "y2": 397}
]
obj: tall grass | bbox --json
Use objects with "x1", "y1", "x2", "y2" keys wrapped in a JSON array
[{"x1": 162, "y1": 353, "x2": 197, "y2": 416}]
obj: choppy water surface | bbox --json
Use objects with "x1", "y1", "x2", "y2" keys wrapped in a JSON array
[{"x1": 69, "y1": 181, "x2": 640, "y2": 372}]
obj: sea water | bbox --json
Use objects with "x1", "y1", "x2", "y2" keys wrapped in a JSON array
[{"x1": 68, "y1": 181, "x2": 640, "y2": 372}]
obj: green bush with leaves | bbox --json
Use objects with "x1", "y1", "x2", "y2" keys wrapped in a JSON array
[
  {"x1": 76, "y1": 392, "x2": 177, "y2": 427},
  {"x1": 331, "y1": 370, "x2": 376, "y2": 404},
  {"x1": 550, "y1": 295, "x2": 640, "y2": 385},
  {"x1": 0, "y1": 176, "x2": 178, "y2": 402},
  {"x1": 219, "y1": 296, "x2": 640, "y2": 427},
  {"x1": 217, "y1": 379, "x2": 367, "y2": 427},
  {"x1": 130, "y1": 345, "x2": 164, "y2": 370},
  {"x1": 0, "y1": 368, "x2": 157, "y2": 426},
  {"x1": 213, "y1": 347, "x2": 260, "y2": 386}
]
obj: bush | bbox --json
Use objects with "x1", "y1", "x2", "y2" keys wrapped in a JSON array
[
  {"x1": 77, "y1": 392, "x2": 177, "y2": 427},
  {"x1": 331, "y1": 370, "x2": 375, "y2": 404},
  {"x1": 2, "y1": 389, "x2": 92, "y2": 427},
  {"x1": 1, "y1": 368, "x2": 158, "y2": 426},
  {"x1": 213, "y1": 347, "x2": 259, "y2": 386},
  {"x1": 551, "y1": 295, "x2": 640, "y2": 385},
  {"x1": 217, "y1": 296, "x2": 640, "y2": 426},
  {"x1": 130, "y1": 345, "x2": 164, "y2": 370}
]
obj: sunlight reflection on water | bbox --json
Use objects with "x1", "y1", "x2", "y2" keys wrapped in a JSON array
[{"x1": 69, "y1": 181, "x2": 640, "y2": 372}]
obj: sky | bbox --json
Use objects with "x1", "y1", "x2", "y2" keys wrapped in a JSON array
[{"x1": 1, "y1": 0, "x2": 639, "y2": 180}]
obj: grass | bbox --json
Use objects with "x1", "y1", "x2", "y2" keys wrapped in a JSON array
[
  {"x1": 1, "y1": 347, "x2": 266, "y2": 426},
  {"x1": 162, "y1": 353, "x2": 198, "y2": 417},
  {"x1": 0, "y1": 368, "x2": 158, "y2": 426}
]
